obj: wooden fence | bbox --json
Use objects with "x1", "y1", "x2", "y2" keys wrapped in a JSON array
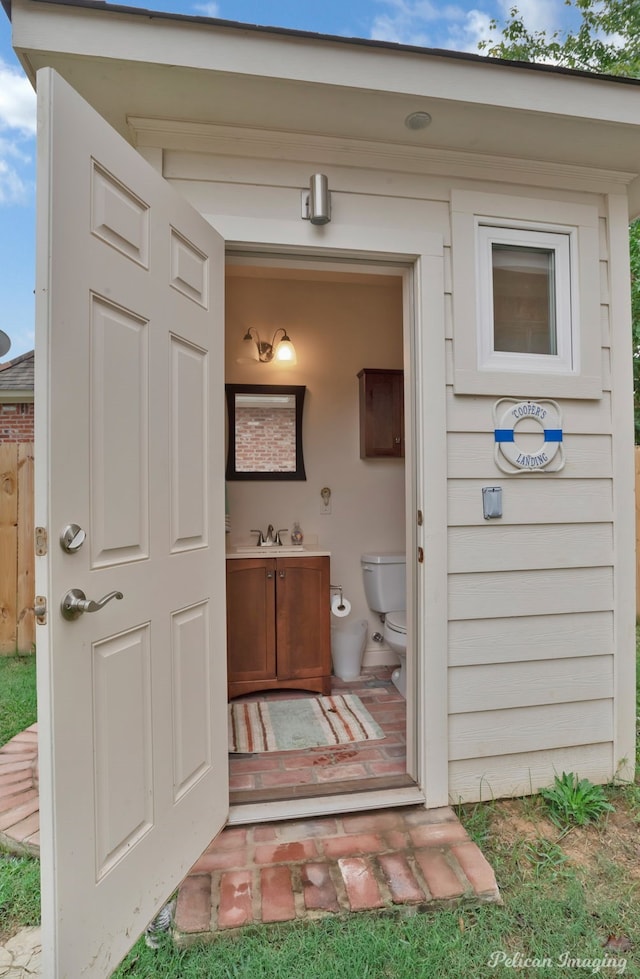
[{"x1": 0, "y1": 443, "x2": 34, "y2": 653}]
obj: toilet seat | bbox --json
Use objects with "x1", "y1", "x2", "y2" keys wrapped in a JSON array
[{"x1": 385, "y1": 611, "x2": 406, "y2": 635}]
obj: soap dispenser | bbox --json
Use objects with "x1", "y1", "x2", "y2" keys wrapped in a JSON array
[{"x1": 291, "y1": 521, "x2": 304, "y2": 545}]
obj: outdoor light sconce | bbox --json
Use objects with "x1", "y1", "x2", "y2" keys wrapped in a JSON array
[
  {"x1": 241, "y1": 327, "x2": 297, "y2": 365},
  {"x1": 301, "y1": 173, "x2": 331, "y2": 225}
]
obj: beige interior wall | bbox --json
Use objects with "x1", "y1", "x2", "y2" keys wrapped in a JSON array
[{"x1": 224, "y1": 266, "x2": 405, "y2": 659}]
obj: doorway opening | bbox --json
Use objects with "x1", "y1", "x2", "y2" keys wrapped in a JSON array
[{"x1": 223, "y1": 254, "x2": 421, "y2": 817}]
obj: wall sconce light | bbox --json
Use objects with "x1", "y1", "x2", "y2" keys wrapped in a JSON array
[
  {"x1": 301, "y1": 173, "x2": 331, "y2": 225},
  {"x1": 241, "y1": 327, "x2": 297, "y2": 365}
]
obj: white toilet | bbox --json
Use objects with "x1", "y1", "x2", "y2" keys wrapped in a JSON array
[{"x1": 361, "y1": 552, "x2": 407, "y2": 697}]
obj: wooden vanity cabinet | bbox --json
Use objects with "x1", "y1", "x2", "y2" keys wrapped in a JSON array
[
  {"x1": 226, "y1": 555, "x2": 331, "y2": 699},
  {"x1": 357, "y1": 368, "x2": 404, "y2": 458}
]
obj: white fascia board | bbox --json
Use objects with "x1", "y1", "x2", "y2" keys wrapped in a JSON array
[{"x1": 11, "y1": 0, "x2": 640, "y2": 127}]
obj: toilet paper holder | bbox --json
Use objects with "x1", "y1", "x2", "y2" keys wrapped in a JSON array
[
  {"x1": 330, "y1": 584, "x2": 351, "y2": 617},
  {"x1": 330, "y1": 584, "x2": 345, "y2": 609}
]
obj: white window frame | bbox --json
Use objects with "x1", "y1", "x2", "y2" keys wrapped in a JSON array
[
  {"x1": 476, "y1": 220, "x2": 578, "y2": 376},
  {"x1": 450, "y1": 190, "x2": 602, "y2": 400}
]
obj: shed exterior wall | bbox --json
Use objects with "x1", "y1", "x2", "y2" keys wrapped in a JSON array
[{"x1": 123, "y1": 125, "x2": 638, "y2": 803}]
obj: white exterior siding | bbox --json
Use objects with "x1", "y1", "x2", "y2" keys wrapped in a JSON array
[
  {"x1": 449, "y1": 745, "x2": 615, "y2": 802},
  {"x1": 449, "y1": 611, "x2": 614, "y2": 665},
  {"x1": 132, "y1": 125, "x2": 631, "y2": 806},
  {"x1": 446, "y1": 196, "x2": 624, "y2": 802}
]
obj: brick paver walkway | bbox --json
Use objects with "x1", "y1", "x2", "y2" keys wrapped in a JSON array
[
  {"x1": 0, "y1": 718, "x2": 502, "y2": 948},
  {"x1": 0, "y1": 724, "x2": 39, "y2": 856},
  {"x1": 175, "y1": 805, "x2": 501, "y2": 940}
]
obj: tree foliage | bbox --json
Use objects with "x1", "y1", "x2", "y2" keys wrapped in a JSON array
[
  {"x1": 479, "y1": 0, "x2": 640, "y2": 76},
  {"x1": 629, "y1": 222, "x2": 640, "y2": 440},
  {"x1": 479, "y1": 0, "x2": 640, "y2": 440}
]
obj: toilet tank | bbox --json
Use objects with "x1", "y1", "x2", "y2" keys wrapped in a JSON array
[{"x1": 361, "y1": 552, "x2": 406, "y2": 613}]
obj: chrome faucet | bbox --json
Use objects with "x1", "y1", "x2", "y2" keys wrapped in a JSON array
[{"x1": 249, "y1": 525, "x2": 289, "y2": 546}]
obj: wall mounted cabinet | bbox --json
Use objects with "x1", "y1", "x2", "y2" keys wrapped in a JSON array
[
  {"x1": 357, "y1": 368, "x2": 404, "y2": 458},
  {"x1": 226, "y1": 555, "x2": 331, "y2": 698}
]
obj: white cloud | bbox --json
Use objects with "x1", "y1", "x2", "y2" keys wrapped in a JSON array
[
  {"x1": 193, "y1": 2, "x2": 221, "y2": 17},
  {"x1": 496, "y1": 0, "x2": 565, "y2": 35},
  {"x1": 369, "y1": 1, "x2": 496, "y2": 53},
  {"x1": 0, "y1": 158, "x2": 26, "y2": 205},
  {"x1": 0, "y1": 144, "x2": 32, "y2": 206},
  {"x1": 0, "y1": 61, "x2": 35, "y2": 207},
  {"x1": 0, "y1": 60, "x2": 36, "y2": 135},
  {"x1": 446, "y1": 9, "x2": 494, "y2": 52}
]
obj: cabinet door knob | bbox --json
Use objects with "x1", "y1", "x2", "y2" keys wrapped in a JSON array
[
  {"x1": 266, "y1": 572, "x2": 274, "y2": 579},
  {"x1": 279, "y1": 570, "x2": 286, "y2": 579}
]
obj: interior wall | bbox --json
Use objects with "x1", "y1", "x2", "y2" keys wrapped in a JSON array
[{"x1": 224, "y1": 266, "x2": 405, "y2": 659}]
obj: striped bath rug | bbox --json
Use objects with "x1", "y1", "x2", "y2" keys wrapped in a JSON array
[{"x1": 228, "y1": 694, "x2": 384, "y2": 753}]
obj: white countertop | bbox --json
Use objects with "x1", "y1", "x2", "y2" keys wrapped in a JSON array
[{"x1": 226, "y1": 546, "x2": 331, "y2": 559}]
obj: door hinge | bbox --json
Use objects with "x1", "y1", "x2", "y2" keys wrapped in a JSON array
[
  {"x1": 34, "y1": 596, "x2": 47, "y2": 625},
  {"x1": 35, "y1": 527, "x2": 48, "y2": 556},
  {"x1": 417, "y1": 510, "x2": 423, "y2": 527}
]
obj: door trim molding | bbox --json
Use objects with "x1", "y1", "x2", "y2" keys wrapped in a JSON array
[
  {"x1": 224, "y1": 228, "x2": 449, "y2": 813},
  {"x1": 228, "y1": 784, "x2": 426, "y2": 825}
]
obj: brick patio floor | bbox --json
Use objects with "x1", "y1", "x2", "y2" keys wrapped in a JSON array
[
  {"x1": 229, "y1": 667, "x2": 410, "y2": 803},
  {"x1": 175, "y1": 805, "x2": 501, "y2": 941}
]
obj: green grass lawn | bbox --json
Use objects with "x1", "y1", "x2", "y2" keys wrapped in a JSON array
[
  {"x1": 111, "y1": 882, "x2": 638, "y2": 979},
  {"x1": 0, "y1": 654, "x2": 36, "y2": 747},
  {"x1": 0, "y1": 653, "x2": 38, "y2": 941}
]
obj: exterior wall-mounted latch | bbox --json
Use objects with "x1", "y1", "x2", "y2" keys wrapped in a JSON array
[{"x1": 34, "y1": 596, "x2": 47, "y2": 625}]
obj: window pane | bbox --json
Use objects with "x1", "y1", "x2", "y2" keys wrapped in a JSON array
[{"x1": 492, "y1": 244, "x2": 557, "y2": 355}]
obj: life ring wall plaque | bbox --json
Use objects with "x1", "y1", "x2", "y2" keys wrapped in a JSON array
[{"x1": 493, "y1": 398, "x2": 565, "y2": 474}]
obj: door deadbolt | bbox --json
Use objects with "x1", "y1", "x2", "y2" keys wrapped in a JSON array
[{"x1": 60, "y1": 524, "x2": 86, "y2": 553}]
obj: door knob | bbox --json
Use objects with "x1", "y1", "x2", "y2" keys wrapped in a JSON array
[{"x1": 61, "y1": 588, "x2": 123, "y2": 621}]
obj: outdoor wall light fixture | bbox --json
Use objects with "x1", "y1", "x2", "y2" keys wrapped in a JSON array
[
  {"x1": 404, "y1": 111, "x2": 432, "y2": 130},
  {"x1": 241, "y1": 327, "x2": 297, "y2": 365},
  {"x1": 301, "y1": 173, "x2": 331, "y2": 225}
]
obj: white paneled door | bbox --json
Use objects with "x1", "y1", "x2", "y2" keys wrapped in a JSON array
[{"x1": 34, "y1": 69, "x2": 228, "y2": 977}]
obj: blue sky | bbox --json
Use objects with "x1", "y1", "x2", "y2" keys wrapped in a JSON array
[{"x1": 0, "y1": 0, "x2": 580, "y2": 360}]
